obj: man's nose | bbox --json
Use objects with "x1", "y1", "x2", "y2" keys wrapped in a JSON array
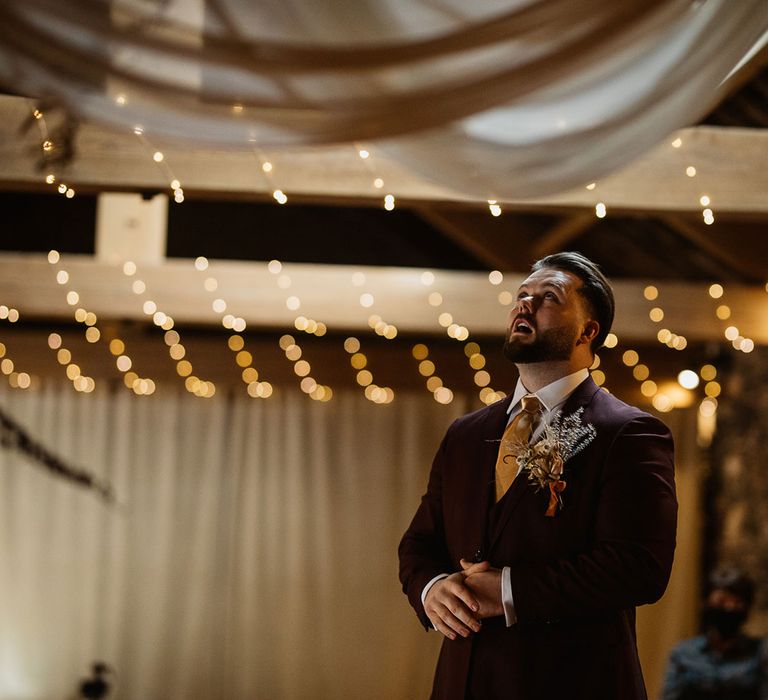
[{"x1": 516, "y1": 294, "x2": 534, "y2": 311}]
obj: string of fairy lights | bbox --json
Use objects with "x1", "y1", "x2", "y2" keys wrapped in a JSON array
[
  {"x1": 253, "y1": 148, "x2": 288, "y2": 206},
  {"x1": 46, "y1": 250, "x2": 160, "y2": 395},
  {"x1": 605, "y1": 278, "x2": 729, "y2": 417},
  {"x1": 576, "y1": 133, "x2": 760, "y2": 419},
  {"x1": 345, "y1": 269, "x2": 395, "y2": 404},
  {"x1": 343, "y1": 336, "x2": 393, "y2": 404},
  {"x1": 0, "y1": 306, "x2": 33, "y2": 390},
  {"x1": 353, "y1": 144, "x2": 396, "y2": 211},
  {"x1": 7, "y1": 106, "x2": 764, "y2": 412},
  {"x1": 267, "y1": 260, "x2": 333, "y2": 402},
  {"x1": 642, "y1": 285, "x2": 689, "y2": 352},
  {"x1": 707, "y1": 283, "x2": 755, "y2": 353},
  {"x1": 132, "y1": 126, "x2": 185, "y2": 204},
  {"x1": 2, "y1": 258, "x2": 764, "y2": 413},
  {"x1": 120, "y1": 258, "x2": 216, "y2": 397},
  {"x1": 424, "y1": 270, "x2": 507, "y2": 406},
  {"x1": 193, "y1": 256, "x2": 274, "y2": 399},
  {"x1": 28, "y1": 104, "x2": 76, "y2": 200}
]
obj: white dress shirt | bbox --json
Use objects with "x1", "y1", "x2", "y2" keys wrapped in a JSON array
[{"x1": 422, "y1": 368, "x2": 590, "y2": 628}]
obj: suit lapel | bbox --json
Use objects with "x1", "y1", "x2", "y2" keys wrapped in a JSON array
[{"x1": 487, "y1": 376, "x2": 602, "y2": 552}]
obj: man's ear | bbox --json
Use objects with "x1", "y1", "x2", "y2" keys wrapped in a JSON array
[{"x1": 577, "y1": 320, "x2": 600, "y2": 346}]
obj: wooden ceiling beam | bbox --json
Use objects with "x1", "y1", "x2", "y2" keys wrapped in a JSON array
[
  {"x1": 414, "y1": 207, "x2": 515, "y2": 270},
  {"x1": 0, "y1": 95, "x2": 767, "y2": 216},
  {"x1": 532, "y1": 214, "x2": 595, "y2": 258},
  {"x1": 662, "y1": 215, "x2": 767, "y2": 282},
  {"x1": 1, "y1": 253, "x2": 767, "y2": 343}
]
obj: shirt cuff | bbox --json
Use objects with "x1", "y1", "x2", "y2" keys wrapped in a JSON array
[
  {"x1": 421, "y1": 573, "x2": 449, "y2": 630},
  {"x1": 421, "y1": 573, "x2": 449, "y2": 607},
  {"x1": 502, "y1": 566, "x2": 517, "y2": 626}
]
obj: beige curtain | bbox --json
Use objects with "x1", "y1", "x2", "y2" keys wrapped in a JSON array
[
  {"x1": 0, "y1": 382, "x2": 701, "y2": 699},
  {"x1": 637, "y1": 406, "x2": 703, "y2": 700},
  {"x1": 0, "y1": 383, "x2": 465, "y2": 699}
]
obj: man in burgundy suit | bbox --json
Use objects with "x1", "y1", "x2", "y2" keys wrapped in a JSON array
[{"x1": 399, "y1": 252, "x2": 677, "y2": 699}]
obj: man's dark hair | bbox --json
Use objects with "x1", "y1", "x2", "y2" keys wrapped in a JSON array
[
  {"x1": 708, "y1": 566, "x2": 755, "y2": 608},
  {"x1": 531, "y1": 251, "x2": 615, "y2": 352}
]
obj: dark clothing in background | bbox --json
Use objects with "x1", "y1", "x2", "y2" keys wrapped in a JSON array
[{"x1": 663, "y1": 634, "x2": 768, "y2": 700}]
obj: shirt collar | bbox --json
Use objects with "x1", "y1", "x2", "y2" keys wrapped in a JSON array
[{"x1": 507, "y1": 367, "x2": 590, "y2": 415}]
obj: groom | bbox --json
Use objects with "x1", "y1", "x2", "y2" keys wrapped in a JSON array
[{"x1": 399, "y1": 252, "x2": 677, "y2": 699}]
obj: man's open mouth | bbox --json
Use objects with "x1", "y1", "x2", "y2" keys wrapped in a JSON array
[{"x1": 512, "y1": 318, "x2": 534, "y2": 335}]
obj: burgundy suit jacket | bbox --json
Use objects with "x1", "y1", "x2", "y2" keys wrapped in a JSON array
[{"x1": 399, "y1": 377, "x2": 677, "y2": 700}]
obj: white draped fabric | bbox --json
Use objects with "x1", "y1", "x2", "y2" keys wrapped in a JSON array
[
  {"x1": 0, "y1": 0, "x2": 765, "y2": 197},
  {"x1": 0, "y1": 381, "x2": 700, "y2": 699},
  {"x1": 0, "y1": 383, "x2": 457, "y2": 700}
]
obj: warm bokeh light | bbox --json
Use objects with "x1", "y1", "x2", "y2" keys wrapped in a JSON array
[
  {"x1": 677, "y1": 370, "x2": 700, "y2": 390},
  {"x1": 474, "y1": 371, "x2": 490, "y2": 387},
  {"x1": 622, "y1": 350, "x2": 639, "y2": 367},
  {"x1": 85, "y1": 327, "x2": 100, "y2": 343},
  {"x1": 705, "y1": 381, "x2": 721, "y2": 398},
  {"x1": 350, "y1": 353, "x2": 367, "y2": 370},
  {"x1": 428, "y1": 292, "x2": 443, "y2": 307},
  {"x1": 715, "y1": 304, "x2": 731, "y2": 320},
  {"x1": 228, "y1": 335, "x2": 244, "y2": 351},
  {"x1": 469, "y1": 354, "x2": 486, "y2": 370},
  {"x1": 344, "y1": 337, "x2": 361, "y2": 354},
  {"x1": 418, "y1": 360, "x2": 435, "y2": 377},
  {"x1": 426, "y1": 376, "x2": 443, "y2": 392}
]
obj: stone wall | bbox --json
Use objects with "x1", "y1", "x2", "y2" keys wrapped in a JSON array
[{"x1": 709, "y1": 346, "x2": 768, "y2": 629}]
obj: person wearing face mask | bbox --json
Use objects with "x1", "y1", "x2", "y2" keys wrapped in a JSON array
[{"x1": 662, "y1": 566, "x2": 768, "y2": 699}]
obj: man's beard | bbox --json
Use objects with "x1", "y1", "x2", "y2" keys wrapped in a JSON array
[{"x1": 503, "y1": 325, "x2": 576, "y2": 364}]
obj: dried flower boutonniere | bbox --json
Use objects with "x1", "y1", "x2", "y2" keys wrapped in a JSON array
[{"x1": 503, "y1": 408, "x2": 596, "y2": 516}]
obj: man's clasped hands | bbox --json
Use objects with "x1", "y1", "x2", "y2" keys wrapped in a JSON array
[{"x1": 423, "y1": 559, "x2": 505, "y2": 640}]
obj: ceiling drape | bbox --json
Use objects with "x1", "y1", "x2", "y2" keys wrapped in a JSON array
[{"x1": 0, "y1": 0, "x2": 765, "y2": 196}]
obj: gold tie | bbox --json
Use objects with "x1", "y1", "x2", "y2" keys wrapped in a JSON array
[{"x1": 495, "y1": 394, "x2": 542, "y2": 502}]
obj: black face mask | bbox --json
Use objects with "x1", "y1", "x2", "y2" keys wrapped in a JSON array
[{"x1": 703, "y1": 606, "x2": 747, "y2": 638}]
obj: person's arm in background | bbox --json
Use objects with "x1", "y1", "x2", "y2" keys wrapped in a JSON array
[{"x1": 659, "y1": 642, "x2": 686, "y2": 700}]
